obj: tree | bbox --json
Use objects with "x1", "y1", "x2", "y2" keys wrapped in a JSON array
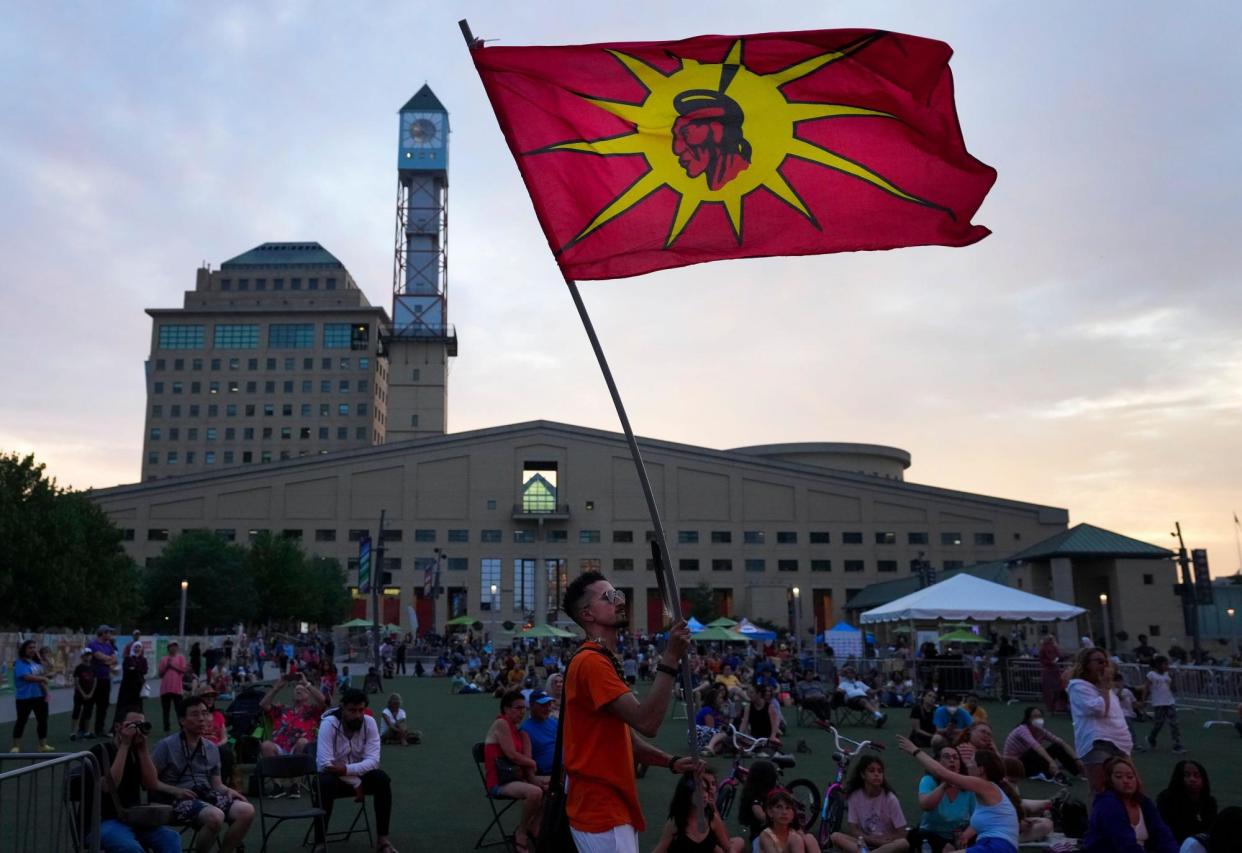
[
  {"x1": 305, "y1": 556, "x2": 351, "y2": 627},
  {"x1": 143, "y1": 530, "x2": 255, "y2": 632},
  {"x1": 687, "y1": 582, "x2": 720, "y2": 624},
  {"x1": 248, "y1": 533, "x2": 352, "y2": 629},
  {"x1": 0, "y1": 452, "x2": 141, "y2": 630}
]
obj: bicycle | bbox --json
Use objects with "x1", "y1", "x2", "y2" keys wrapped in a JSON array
[
  {"x1": 813, "y1": 725, "x2": 884, "y2": 847},
  {"x1": 712, "y1": 724, "x2": 820, "y2": 834}
]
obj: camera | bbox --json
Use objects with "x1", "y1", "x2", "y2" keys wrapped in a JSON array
[{"x1": 126, "y1": 721, "x2": 153, "y2": 734}]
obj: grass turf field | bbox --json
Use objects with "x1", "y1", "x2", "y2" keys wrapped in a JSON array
[{"x1": 5, "y1": 678, "x2": 1240, "y2": 850}]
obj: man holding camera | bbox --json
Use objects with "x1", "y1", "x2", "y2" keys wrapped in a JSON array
[
  {"x1": 85, "y1": 707, "x2": 184, "y2": 853},
  {"x1": 152, "y1": 695, "x2": 254, "y2": 852}
]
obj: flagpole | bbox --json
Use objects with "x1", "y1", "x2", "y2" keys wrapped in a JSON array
[{"x1": 1234, "y1": 511, "x2": 1241, "y2": 573}]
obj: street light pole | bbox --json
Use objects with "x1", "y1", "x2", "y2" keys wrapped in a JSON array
[
  {"x1": 179, "y1": 580, "x2": 188, "y2": 640},
  {"x1": 792, "y1": 587, "x2": 801, "y2": 658},
  {"x1": 490, "y1": 584, "x2": 498, "y2": 644},
  {"x1": 1099, "y1": 593, "x2": 1111, "y2": 650},
  {"x1": 1228, "y1": 607, "x2": 1236, "y2": 657}
]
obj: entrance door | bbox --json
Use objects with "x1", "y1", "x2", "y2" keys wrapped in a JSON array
[
  {"x1": 813, "y1": 590, "x2": 833, "y2": 633},
  {"x1": 414, "y1": 589, "x2": 434, "y2": 637},
  {"x1": 382, "y1": 591, "x2": 401, "y2": 626},
  {"x1": 646, "y1": 589, "x2": 665, "y2": 634}
]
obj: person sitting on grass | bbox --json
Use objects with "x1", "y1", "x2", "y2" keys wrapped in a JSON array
[
  {"x1": 909, "y1": 689, "x2": 940, "y2": 750},
  {"x1": 741, "y1": 684, "x2": 783, "y2": 752},
  {"x1": 1083, "y1": 756, "x2": 1177, "y2": 853},
  {"x1": 759, "y1": 788, "x2": 810, "y2": 853},
  {"x1": 908, "y1": 746, "x2": 976, "y2": 853},
  {"x1": 895, "y1": 736, "x2": 1020, "y2": 853},
  {"x1": 1178, "y1": 806, "x2": 1242, "y2": 853},
  {"x1": 651, "y1": 766, "x2": 745, "y2": 853},
  {"x1": 829, "y1": 754, "x2": 910, "y2": 853},
  {"x1": 1155, "y1": 760, "x2": 1216, "y2": 845},
  {"x1": 379, "y1": 693, "x2": 418, "y2": 746},
  {"x1": 956, "y1": 723, "x2": 1052, "y2": 844},
  {"x1": 695, "y1": 685, "x2": 731, "y2": 756},
  {"x1": 932, "y1": 695, "x2": 973, "y2": 750},
  {"x1": 1002, "y1": 707, "x2": 1083, "y2": 783},
  {"x1": 483, "y1": 689, "x2": 542, "y2": 853}
]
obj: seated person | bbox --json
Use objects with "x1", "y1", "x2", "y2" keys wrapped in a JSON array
[
  {"x1": 519, "y1": 689, "x2": 558, "y2": 778},
  {"x1": 909, "y1": 690, "x2": 940, "y2": 749},
  {"x1": 379, "y1": 693, "x2": 418, "y2": 745},
  {"x1": 796, "y1": 671, "x2": 836, "y2": 727},
  {"x1": 85, "y1": 707, "x2": 184, "y2": 853},
  {"x1": 1179, "y1": 807, "x2": 1242, "y2": 853},
  {"x1": 908, "y1": 745, "x2": 976, "y2": 853},
  {"x1": 838, "y1": 666, "x2": 888, "y2": 728},
  {"x1": 716, "y1": 663, "x2": 743, "y2": 692},
  {"x1": 759, "y1": 787, "x2": 816, "y2": 853},
  {"x1": 1003, "y1": 707, "x2": 1083, "y2": 783},
  {"x1": 963, "y1": 693, "x2": 988, "y2": 724},
  {"x1": 258, "y1": 672, "x2": 326, "y2": 760},
  {"x1": 695, "y1": 685, "x2": 731, "y2": 755},
  {"x1": 741, "y1": 684, "x2": 783, "y2": 750},
  {"x1": 484, "y1": 690, "x2": 543, "y2": 853},
  {"x1": 829, "y1": 755, "x2": 910, "y2": 853},
  {"x1": 1155, "y1": 760, "x2": 1216, "y2": 845},
  {"x1": 363, "y1": 666, "x2": 383, "y2": 694},
  {"x1": 931, "y1": 696, "x2": 973, "y2": 750},
  {"x1": 883, "y1": 671, "x2": 914, "y2": 708},
  {"x1": 956, "y1": 722, "x2": 1051, "y2": 844},
  {"x1": 313, "y1": 688, "x2": 396, "y2": 853},
  {"x1": 1084, "y1": 756, "x2": 1177, "y2": 853},
  {"x1": 194, "y1": 684, "x2": 236, "y2": 787},
  {"x1": 151, "y1": 696, "x2": 255, "y2": 853},
  {"x1": 653, "y1": 767, "x2": 745, "y2": 853},
  {"x1": 739, "y1": 759, "x2": 820, "y2": 852}
]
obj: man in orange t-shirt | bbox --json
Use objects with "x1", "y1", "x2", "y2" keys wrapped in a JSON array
[{"x1": 561, "y1": 570, "x2": 697, "y2": 852}]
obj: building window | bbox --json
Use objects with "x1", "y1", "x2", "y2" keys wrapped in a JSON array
[
  {"x1": 347, "y1": 529, "x2": 369, "y2": 542},
  {"x1": 149, "y1": 428, "x2": 161, "y2": 440},
  {"x1": 1149, "y1": 625, "x2": 1161, "y2": 636},
  {"x1": 481, "y1": 529, "x2": 502, "y2": 543},
  {"x1": 809, "y1": 531, "x2": 830, "y2": 544},
  {"x1": 147, "y1": 528, "x2": 170, "y2": 541},
  {"x1": 777, "y1": 559, "x2": 798, "y2": 572},
  {"x1": 167, "y1": 451, "x2": 179, "y2": 464},
  {"x1": 875, "y1": 531, "x2": 897, "y2": 545},
  {"x1": 414, "y1": 529, "x2": 436, "y2": 543},
  {"x1": 580, "y1": 530, "x2": 601, "y2": 544},
  {"x1": 679, "y1": 558, "x2": 700, "y2": 571},
  {"x1": 158, "y1": 324, "x2": 204, "y2": 349},
  {"x1": 268, "y1": 323, "x2": 315, "y2": 348},
  {"x1": 323, "y1": 323, "x2": 352, "y2": 348},
  {"x1": 974, "y1": 532, "x2": 995, "y2": 546},
  {"x1": 745, "y1": 559, "x2": 766, "y2": 572},
  {"x1": 213, "y1": 324, "x2": 259, "y2": 348},
  {"x1": 712, "y1": 559, "x2": 733, "y2": 572},
  {"x1": 338, "y1": 404, "x2": 350, "y2": 416},
  {"x1": 711, "y1": 531, "x2": 732, "y2": 544},
  {"x1": 842, "y1": 531, "x2": 863, "y2": 544},
  {"x1": 844, "y1": 560, "x2": 865, "y2": 572},
  {"x1": 612, "y1": 530, "x2": 634, "y2": 543},
  {"x1": 743, "y1": 531, "x2": 765, "y2": 545},
  {"x1": 514, "y1": 530, "x2": 536, "y2": 544},
  {"x1": 877, "y1": 560, "x2": 898, "y2": 572},
  {"x1": 315, "y1": 529, "x2": 337, "y2": 542},
  {"x1": 811, "y1": 559, "x2": 832, "y2": 572},
  {"x1": 1142, "y1": 573, "x2": 1154, "y2": 585},
  {"x1": 613, "y1": 558, "x2": 634, "y2": 572},
  {"x1": 204, "y1": 451, "x2": 215, "y2": 464},
  {"x1": 547, "y1": 530, "x2": 568, "y2": 543},
  {"x1": 146, "y1": 451, "x2": 158, "y2": 465},
  {"x1": 908, "y1": 532, "x2": 929, "y2": 545},
  {"x1": 355, "y1": 403, "x2": 367, "y2": 416},
  {"x1": 941, "y1": 532, "x2": 963, "y2": 546},
  {"x1": 678, "y1": 530, "x2": 700, "y2": 544},
  {"x1": 410, "y1": 369, "x2": 420, "y2": 382},
  {"x1": 521, "y1": 461, "x2": 558, "y2": 513},
  {"x1": 777, "y1": 531, "x2": 797, "y2": 544},
  {"x1": 448, "y1": 529, "x2": 469, "y2": 543},
  {"x1": 481, "y1": 559, "x2": 502, "y2": 610}
]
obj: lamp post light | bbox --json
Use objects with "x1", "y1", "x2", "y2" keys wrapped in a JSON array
[
  {"x1": 1228, "y1": 607, "x2": 1236, "y2": 656},
  {"x1": 490, "y1": 584, "x2": 498, "y2": 642},
  {"x1": 1099, "y1": 593, "x2": 1111, "y2": 649},
  {"x1": 179, "y1": 580, "x2": 189, "y2": 640}
]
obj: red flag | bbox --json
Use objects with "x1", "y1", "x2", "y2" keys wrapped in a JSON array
[{"x1": 471, "y1": 29, "x2": 996, "y2": 281}]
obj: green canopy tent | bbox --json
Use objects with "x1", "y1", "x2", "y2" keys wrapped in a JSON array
[
  {"x1": 938, "y1": 629, "x2": 988, "y2": 644},
  {"x1": 445, "y1": 615, "x2": 477, "y2": 628},
  {"x1": 706, "y1": 617, "x2": 739, "y2": 628},
  {"x1": 516, "y1": 623, "x2": 576, "y2": 638},
  {"x1": 337, "y1": 618, "x2": 372, "y2": 629},
  {"x1": 691, "y1": 626, "x2": 749, "y2": 642}
]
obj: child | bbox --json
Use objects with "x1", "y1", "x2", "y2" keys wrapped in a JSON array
[
  {"x1": 69, "y1": 650, "x2": 96, "y2": 741},
  {"x1": 829, "y1": 755, "x2": 910, "y2": 853},
  {"x1": 1111, "y1": 672, "x2": 1140, "y2": 750},
  {"x1": 964, "y1": 692, "x2": 988, "y2": 724},
  {"x1": 339, "y1": 665, "x2": 352, "y2": 689},
  {"x1": 759, "y1": 788, "x2": 807, "y2": 853},
  {"x1": 1145, "y1": 655, "x2": 1185, "y2": 753}
]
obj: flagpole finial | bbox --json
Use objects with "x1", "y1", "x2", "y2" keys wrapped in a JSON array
[{"x1": 459, "y1": 19, "x2": 481, "y2": 49}]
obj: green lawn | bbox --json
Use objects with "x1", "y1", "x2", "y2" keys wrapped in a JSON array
[{"x1": 7, "y1": 680, "x2": 1241, "y2": 850}]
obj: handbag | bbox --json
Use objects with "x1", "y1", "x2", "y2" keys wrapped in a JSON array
[
  {"x1": 535, "y1": 646, "x2": 612, "y2": 853},
  {"x1": 101, "y1": 748, "x2": 174, "y2": 829},
  {"x1": 494, "y1": 755, "x2": 521, "y2": 786}
]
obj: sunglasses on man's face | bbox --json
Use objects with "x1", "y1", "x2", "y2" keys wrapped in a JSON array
[{"x1": 594, "y1": 588, "x2": 626, "y2": 606}]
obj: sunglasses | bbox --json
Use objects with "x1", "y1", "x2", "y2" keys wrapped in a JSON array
[{"x1": 595, "y1": 588, "x2": 626, "y2": 606}]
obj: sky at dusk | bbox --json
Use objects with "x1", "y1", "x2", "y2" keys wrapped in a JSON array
[{"x1": 2, "y1": 2, "x2": 1240, "y2": 574}]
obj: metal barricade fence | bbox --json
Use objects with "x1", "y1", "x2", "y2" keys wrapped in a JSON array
[{"x1": 0, "y1": 750, "x2": 101, "y2": 853}]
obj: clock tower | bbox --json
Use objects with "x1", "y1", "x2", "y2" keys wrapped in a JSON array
[{"x1": 386, "y1": 84, "x2": 457, "y2": 441}]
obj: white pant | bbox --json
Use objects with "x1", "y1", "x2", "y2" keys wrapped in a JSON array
[{"x1": 571, "y1": 824, "x2": 639, "y2": 853}]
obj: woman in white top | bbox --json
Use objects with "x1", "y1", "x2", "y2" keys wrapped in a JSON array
[
  {"x1": 1067, "y1": 647, "x2": 1132, "y2": 793},
  {"x1": 379, "y1": 693, "x2": 417, "y2": 745}
]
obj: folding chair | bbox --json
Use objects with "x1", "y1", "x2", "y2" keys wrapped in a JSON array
[
  {"x1": 255, "y1": 753, "x2": 329, "y2": 852},
  {"x1": 830, "y1": 692, "x2": 873, "y2": 727},
  {"x1": 472, "y1": 742, "x2": 518, "y2": 852}
]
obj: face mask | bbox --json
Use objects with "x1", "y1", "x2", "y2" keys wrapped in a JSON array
[
  {"x1": 947, "y1": 706, "x2": 960, "y2": 714},
  {"x1": 1032, "y1": 718, "x2": 1045, "y2": 728}
]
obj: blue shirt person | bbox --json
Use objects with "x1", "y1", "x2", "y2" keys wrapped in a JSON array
[{"x1": 518, "y1": 690, "x2": 558, "y2": 776}]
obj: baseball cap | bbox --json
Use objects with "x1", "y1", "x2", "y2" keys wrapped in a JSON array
[
  {"x1": 529, "y1": 690, "x2": 553, "y2": 705},
  {"x1": 96, "y1": 624, "x2": 116, "y2": 635}
]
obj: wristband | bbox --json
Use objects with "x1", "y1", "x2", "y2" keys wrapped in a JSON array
[
  {"x1": 667, "y1": 754, "x2": 681, "y2": 772},
  {"x1": 655, "y1": 663, "x2": 679, "y2": 677}
]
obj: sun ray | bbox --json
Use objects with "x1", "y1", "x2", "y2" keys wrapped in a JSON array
[
  {"x1": 565, "y1": 170, "x2": 666, "y2": 249},
  {"x1": 722, "y1": 195, "x2": 743, "y2": 243},
  {"x1": 765, "y1": 32, "x2": 885, "y2": 87},
  {"x1": 540, "y1": 133, "x2": 647, "y2": 157},
  {"x1": 665, "y1": 194, "x2": 700, "y2": 246},
  {"x1": 786, "y1": 102, "x2": 893, "y2": 122},
  {"x1": 605, "y1": 48, "x2": 673, "y2": 95},
  {"x1": 787, "y1": 138, "x2": 942, "y2": 211},
  {"x1": 579, "y1": 97, "x2": 649, "y2": 127},
  {"x1": 763, "y1": 172, "x2": 814, "y2": 223}
]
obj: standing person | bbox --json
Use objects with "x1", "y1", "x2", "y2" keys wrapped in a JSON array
[
  {"x1": 88, "y1": 625, "x2": 119, "y2": 738},
  {"x1": 9, "y1": 640, "x2": 53, "y2": 753},
  {"x1": 1083, "y1": 757, "x2": 1177, "y2": 853},
  {"x1": 1037, "y1": 635, "x2": 1062, "y2": 715},
  {"x1": 71, "y1": 649, "x2": 98, "y2": 741},
  {"x1": 908, "y1": 746, "x2": 976, "y2": 853},
  {"x1": 158, "y1": 641, "x2": 189, "y2": 733},
  {"x1": 189, "y1": 641, "x2": 202, "y2": 678},
  {"x1": 1155, "y1": 760, "x2": 1216, "y2": 845},
  {"x1": 1144, "y1": 656, "x2": 1185, "y2": 753},
  {"x1": 560, "y1": 571, "x2": 698, "y2": 852},
  {"x1": 1067, "y1": 647, "x2": 1131, "y2": 793},
  {"x1": 396, "y1": 637, "x2": 408, "y2": 676},
  {"x1": 313, "y1": 688, "x2": 397, "y2": 853},
  {"x1": 895, "y1": 737, "x2": 1020, "y2": 853},
  {"x1": 151, "y1": 696, "x2": 255, "y2": 853},
  {"x1": 116, "y1": 631, "x2": 148, "y2": 721},
  {"x1": 828, "y1": 755, "x2": 910, "y2": 853}
]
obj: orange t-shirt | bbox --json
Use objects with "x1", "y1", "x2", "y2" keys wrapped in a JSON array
[{"x1": 564, "y1": 643, "x2": 643, "y2": 833}]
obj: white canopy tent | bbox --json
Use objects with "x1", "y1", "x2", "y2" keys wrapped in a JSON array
[{"x1": 859, "y1": 573, "x2": 1086, "y2": 624}]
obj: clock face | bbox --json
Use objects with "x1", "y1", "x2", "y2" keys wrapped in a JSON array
[{"x1": 402, "y1": 112, "x2": 443, "y2": 149}]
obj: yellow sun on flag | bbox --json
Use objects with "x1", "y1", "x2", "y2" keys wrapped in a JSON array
[{"x1": 529, "y1": 33, "x2": 949, "y2": 252}]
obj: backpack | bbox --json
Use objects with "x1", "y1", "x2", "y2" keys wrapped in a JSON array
[
  {"x1": 225, "y1": 684, "x2": 267, "y2": 742},
  {"x1": 1052, "y1": 790, "x2": 1089, "y2": 838}
]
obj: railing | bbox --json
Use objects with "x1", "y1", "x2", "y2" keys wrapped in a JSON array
[
  {"x1": 510, "y1": 503, "x2": 571, "y2": 520},
  {"x1": 0, "y1": 751, "x2": 101, "y2": 852}
]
